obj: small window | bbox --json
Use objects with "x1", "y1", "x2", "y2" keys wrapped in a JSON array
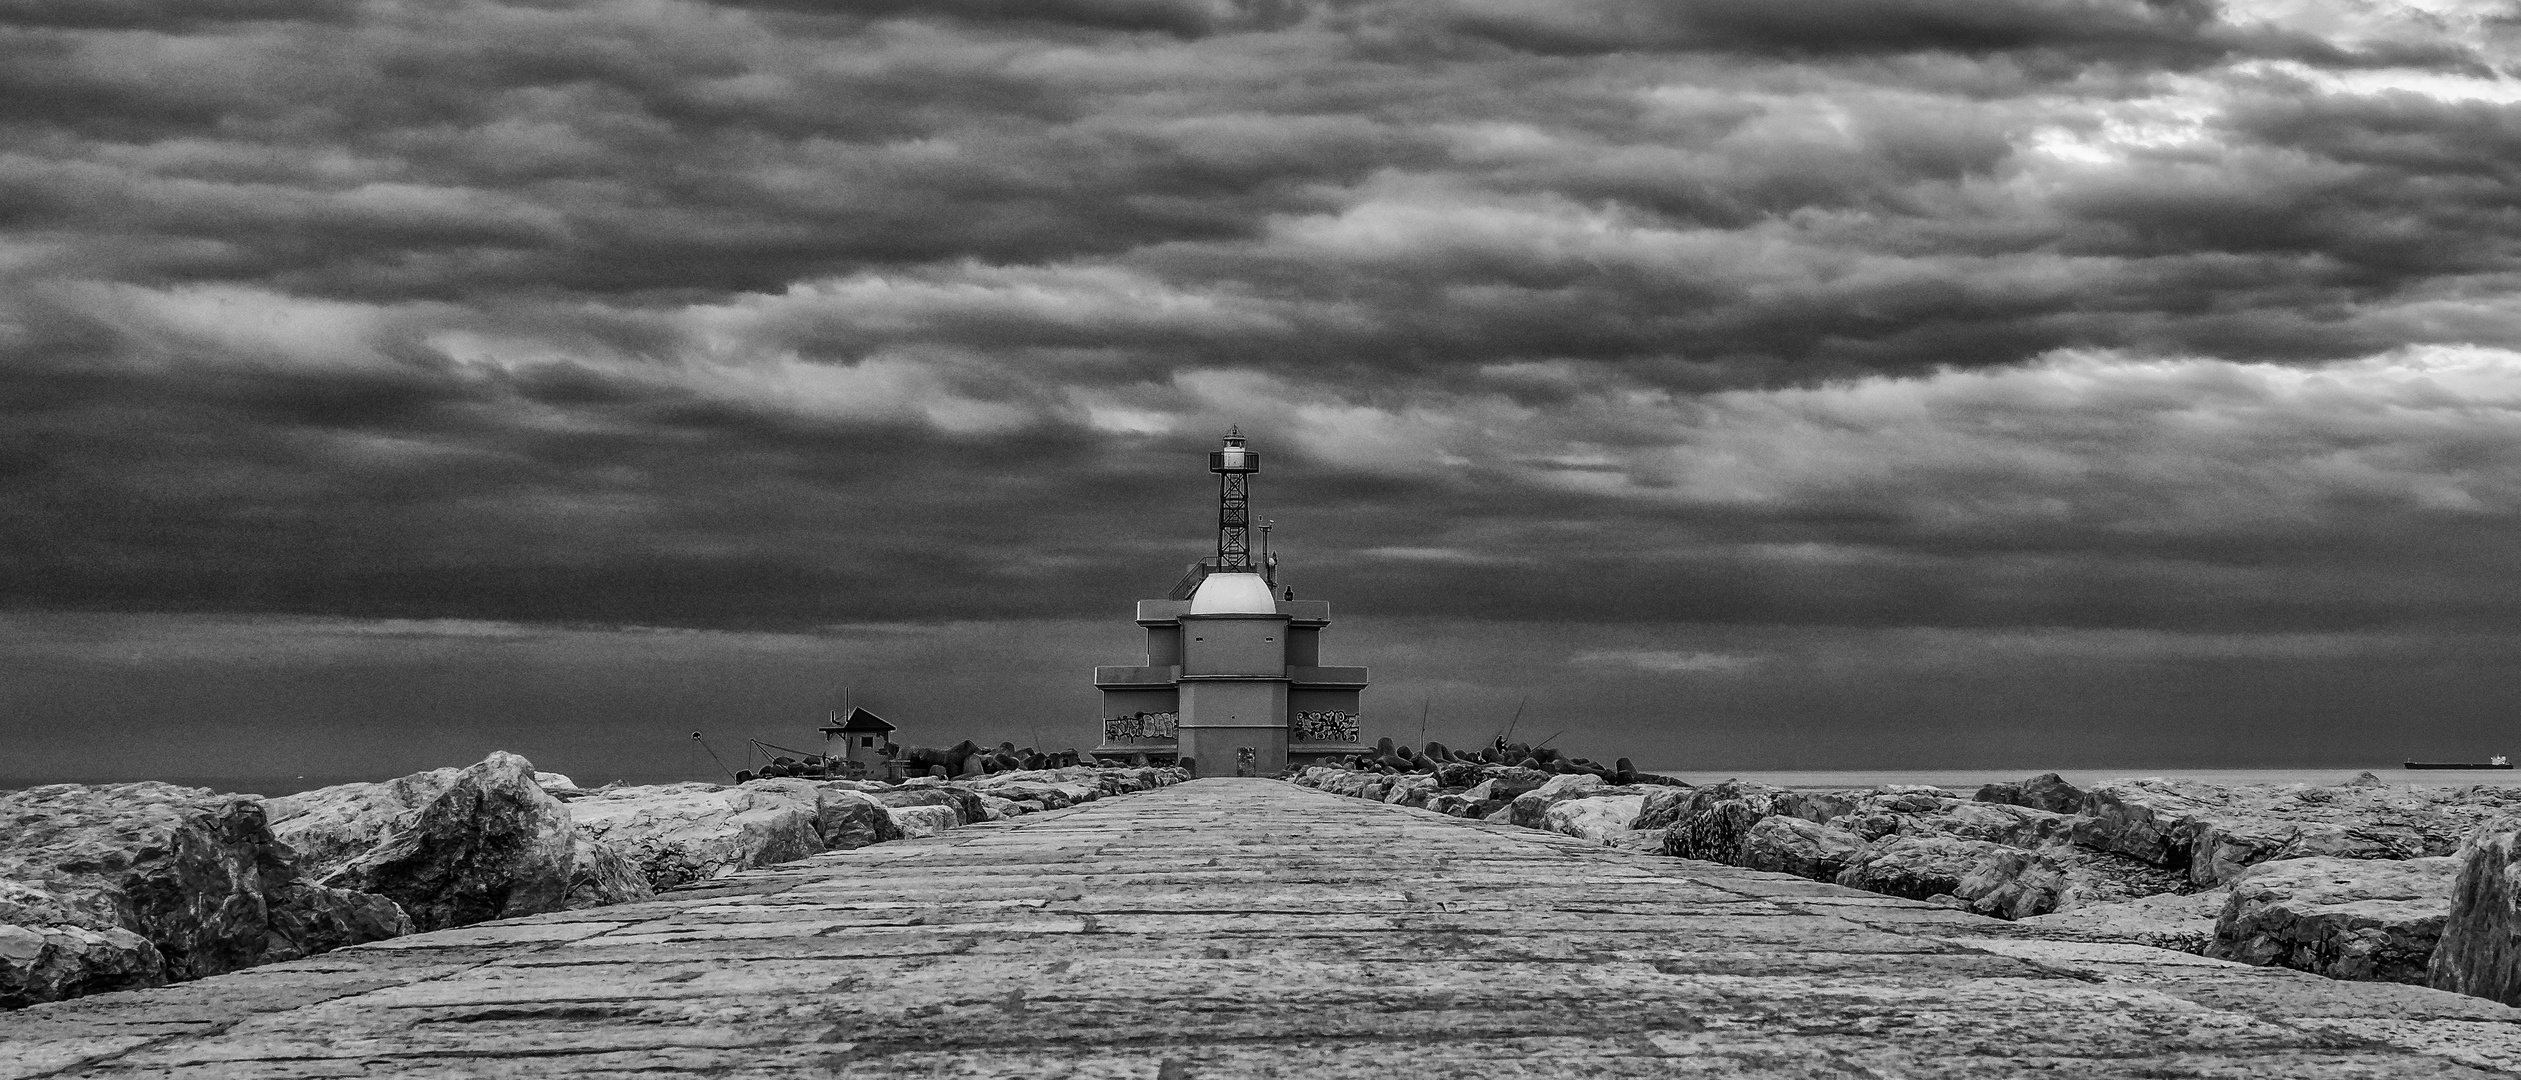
[
  {"x1": 861, "y1": 736, "x2": 876, "y2": 747},
  {"x1": 1265, "y1": 636, "x2": 1274, "y2": 641},
  {"x1": 1193, "y1": 636, "x2": 1204, "y2": 641}
]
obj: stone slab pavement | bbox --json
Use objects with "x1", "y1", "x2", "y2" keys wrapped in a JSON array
[{"x1": 9, "y1": 777, "x2": 2521, "y2": 1078}]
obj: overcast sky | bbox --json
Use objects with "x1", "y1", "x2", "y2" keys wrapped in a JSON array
[{"x1": 9, "y1": 0, "x2": 2521, "y2": 787}]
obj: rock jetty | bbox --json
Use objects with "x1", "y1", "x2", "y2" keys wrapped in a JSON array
[
  {"x1": 1294, "y1": 758, "x2": 2521, "y2": 1002},
  {"x1": 27, "y1": 779, "x2": 2521, "y2": 1078},
  {"x1": 2, "y1": 754, "x2": 1184, "y2": 1008}
]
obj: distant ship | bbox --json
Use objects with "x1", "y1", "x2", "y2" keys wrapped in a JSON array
[{"x1": 2405, "y1": 756, "x2": 2514, "y2": 770}]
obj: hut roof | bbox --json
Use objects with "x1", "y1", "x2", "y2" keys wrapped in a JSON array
[{"x1": 821, "y1": 707, "x2": 896, "y2": 734}]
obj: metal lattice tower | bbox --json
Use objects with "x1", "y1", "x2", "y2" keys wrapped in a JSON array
[{"x1": 1209, "y1": 428, "x2": 1259, "y2": 570}]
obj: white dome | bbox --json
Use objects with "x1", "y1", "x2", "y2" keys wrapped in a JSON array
[{"x1": 1188, "y1": 572, "x2": 1278, "y2": 614}]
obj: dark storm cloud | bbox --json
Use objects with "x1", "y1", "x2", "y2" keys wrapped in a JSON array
[
  {"x1": 5, "y1": 0, "x2": 2521, "y2": 653},
  {"x1": 1439, "y1": 0, "x2": 2244, "y2": 65},
  {"x1": 0, "y1": 0, "x2": 358, "y2": 30},
  {"x1": 755, "y1": 0, "x2": 1271, "y2": 38}
]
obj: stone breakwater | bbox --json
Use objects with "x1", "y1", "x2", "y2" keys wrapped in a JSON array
[
  {"x1": 0, "y1": 753, "x2": 1184, "y2": 1008},
  {"x1": 1293, "y1": 763, "x2": 2521, "y2": 1004},
  {"x1": 31, "y1": 779, "x2": 2521, "y2": 1079}
]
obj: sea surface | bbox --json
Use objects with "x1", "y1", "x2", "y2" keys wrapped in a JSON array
[
  {"x1": 1645, "y1": 768, "x2": 2508, "y2": 791},
  {"x1": 0, "y1": 772, "x2": 711, "y2": 797}
]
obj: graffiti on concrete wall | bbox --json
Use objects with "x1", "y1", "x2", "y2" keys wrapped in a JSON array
[
  {"x1": 1104, "y1": 711, "x2": 1178, "y2": 741},
  {"x1": 1292, "y1": 710, "x2": 1359, "y2": 743}
]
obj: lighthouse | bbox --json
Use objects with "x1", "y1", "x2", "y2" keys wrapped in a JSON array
[{"x1": 1092, "y1": 430, "x2": 1370, "y2": 776}]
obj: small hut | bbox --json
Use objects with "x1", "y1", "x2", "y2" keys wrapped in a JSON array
[{"x1": 820, "y1": 707, "x2": 897, "y2": 772}]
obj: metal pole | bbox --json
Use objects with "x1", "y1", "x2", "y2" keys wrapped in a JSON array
[{"x1": 692, "y1": 732, "x2": 737, "y2": 781}]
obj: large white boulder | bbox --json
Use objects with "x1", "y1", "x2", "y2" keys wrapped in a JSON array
[
  {"x1": 1738, "y1": 817, "x2": 1867, "y2": 882},
  {"x1": 1835, "y1": 835, "x2": 2073, "y2": 919},
  {"x1": 264, "y1": 767, "x2": 463, "y2": 881},
  {"x1": 0, "y1": 922, "x2": 162, "y2": 1008},
  {"x1": 888, "y1": 804, "x2": 963, "y2": 838},
  {"x1": 2075, "y1": 778, "x2": 2501, "y2": 886},
  {"x1": 1542, "y1": 795, "x2": 1648, "y2": 844},
  {"x1": 567, "y1": 780, "x2": 825, "y2": 891},
  {"x1": 2212, "y1": 856, "x2": 2458, "y2": 984},
  {"x1": 1384, "y1": 774, "x2": 1442, "y2": 808},
  {"x1": 1661, "y1": 780, "x2": 1820, "y2": 863},
  {"x1": 1508, "y1": 774, "x2": 1606, "y2": 828},
  {"x1": 737, "y1": 779, "x2": 906, "y2": 851},
  {"x1": 324, "y1": 752, "x2": 585, "y2": 932}
]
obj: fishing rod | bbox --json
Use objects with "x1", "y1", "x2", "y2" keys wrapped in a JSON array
[
  {"x1": 691, "y1": 732, "x2": 737, "y2": 781},
  {"x1": 747, "y1": 738, "x2": 820, "y2": 760}
]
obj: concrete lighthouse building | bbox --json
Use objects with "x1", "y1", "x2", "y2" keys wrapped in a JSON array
[{"x1": 1092, "y1": 430, "x2": 1369, "y2": 776}]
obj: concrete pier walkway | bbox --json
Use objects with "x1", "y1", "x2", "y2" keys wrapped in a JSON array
[{"x1": 10, "y1": 778, "x2": 2521, "y2": 1077}]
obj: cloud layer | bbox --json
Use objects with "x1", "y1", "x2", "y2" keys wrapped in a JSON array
[{"x1": 8, "y1": 0, "x2": 2521, "y2": 771}]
